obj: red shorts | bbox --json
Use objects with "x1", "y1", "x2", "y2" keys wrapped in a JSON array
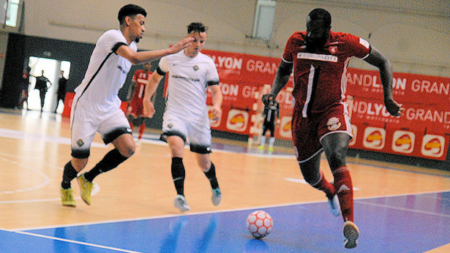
[
  {"x1": 292, "y1": 103, "x2": 352, "y2": 163},
  {"x1": 127, "y1": 98, "x2": 144, "y2": 118}
]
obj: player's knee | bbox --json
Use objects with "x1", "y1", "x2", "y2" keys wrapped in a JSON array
[{"x1": 120, "y1": 146, "x2": 135, "y2": 158}]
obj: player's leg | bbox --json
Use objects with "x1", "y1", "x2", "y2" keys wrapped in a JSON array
[
  {"x1": 60, "y1": 107, "x2": 96, "y2": 207},
  {"x1": 320, "y1": 111, "x2": 358, "y2": 248},
  {"x1": 268, "y1": 123, "x2": 276, "y2": 152},
  {"x1": 321, "y1": 133, "x2": 353, "y2": 221},
  {"x1": 137, "y1": 117, "x2": 147, "y2": 142},
  {"x1": 167, "y1": 135, "x2": 190, "y2": 212},
  {"x1": 259, "y1": 125, "x2": 268, "y2": 150},
  {"x1": 77, "y1": 112, "x2": 135, "y2": 205},
  {"x1": 195, "y1": 152, "x2": 221, "y2": 206}
]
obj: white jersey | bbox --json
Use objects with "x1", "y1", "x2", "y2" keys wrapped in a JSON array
[
  {"x1": 73, "y1": 29, "x2": 136, "y2": 115},
  {"x1": 159, "y1": 50, "x2": 219, "y2": 119}
]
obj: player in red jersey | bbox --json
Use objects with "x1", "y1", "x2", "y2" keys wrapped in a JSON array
[
  {"x1": 126, "y1": 62, "x2": 153, "y2": 144},
  {"x1": 264, "y1": 8, "x2": 404, "y2": 249}
]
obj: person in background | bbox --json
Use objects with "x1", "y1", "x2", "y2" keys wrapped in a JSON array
[
  {"x1": 18, "y1": 66, "x2": 31, "y2": 110},
  {"x1": 143, "y1": 22, "x2": 223, "y2": 212},
  {"x1": 54, "y1": 70, "x2": 68, "y2": 113},
  {"x1": 258, "y1": 95, "x2": 280, "y2": 152},
  {"x1": 34, "y1": 70, "x2": 52, "y2": 113},
  {"x1": 265, "y1": 8, "x2": 404, "y2": 249},
  {"x1": 126, "y1": 62, "x2": 153, "y2": 145}
]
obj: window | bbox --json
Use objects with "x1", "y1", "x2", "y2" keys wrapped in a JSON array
[
  {"x1": 252, "y1": 0, "x2": 276, "y2": 40},
  {"x1": 0, "y1": 0, "x2": 20, "y2": 27}
]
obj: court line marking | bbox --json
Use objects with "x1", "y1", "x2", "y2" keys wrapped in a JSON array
[
  {"x1": 357, "y1": 200, "x2": 450, "y2": 218},
  {"x1": 10, "y1": 190, "x2": 450, "y2": 232},
  {"x1": 1, "y1": 229, "x2": 141, "y2": 253}
]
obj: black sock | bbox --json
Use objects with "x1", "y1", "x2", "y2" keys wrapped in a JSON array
[
  {"x1": 61, "y1": 161, "x2": 78, "y2": 189},
  {"x1": 171, "y1": 157, "x2": 185, "y2": 196},
  {"x1": 204, "y1": 162, "x2": 219, "y2": 190},
  {"x1": 84, "y1": 149, "x2": 128, "y2": 182}
]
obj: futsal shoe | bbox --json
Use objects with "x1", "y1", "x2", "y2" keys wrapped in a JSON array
[
  {"x1": 174, "y1": 195, "x2": 190, "y2": 212},
  {"x1": 343, "y1": 221, "x2": 359, "y2": 249},
  {"x1": 268, "y1": 146, "x2": 274, "y2": 152},
  {"x1": 327, "y1": 194, "x2": 341, "y2": 217},
  {"x1": 77, "y1": 174, "x2": 93, "y2": 205},
  {"x1": 60, "y1": 188, "x2": 76, "y2": 207},
  {"x1": 211, "y1": 188, "x2": 222, "y2": 206},
  {"x1": 257, "y1": 145, "x2": 265, "y2": 151}
]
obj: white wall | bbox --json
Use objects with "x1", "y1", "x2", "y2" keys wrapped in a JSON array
[{"x1": 20, "y1": 0, "x2": 450, "y2": 77}]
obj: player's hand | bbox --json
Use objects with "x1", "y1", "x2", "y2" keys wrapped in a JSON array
[
  {"x1": 262, "y1": 93, "x2": 275, "y2": 104},
  {"x1": 169, "y1": 37, "x2": 194, "y2": 54},
  {"x1": 384, "y1": 98, "x2": 404, "y2": 117},
  {"x1": 210, "y1": 106, "x2": 222, "y2": 122},
  {"x1": 143, "y1": 99, "x2": 155, "y2": 118}
]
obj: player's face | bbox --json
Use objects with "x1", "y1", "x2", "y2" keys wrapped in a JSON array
[
  {"x1": 129, "y1": 14, "x2": 146, "y2": 43},
  {"x1": 185, "y1": 31, "x2": 207, "y2": 57},
  {"x1": 306, "y1": 17, "x2": 329, "y2": 50}
]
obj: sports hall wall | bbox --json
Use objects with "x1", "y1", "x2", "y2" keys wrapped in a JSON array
[{"x1": 0, "y1": 0, "x2": 449, "y2": 170}]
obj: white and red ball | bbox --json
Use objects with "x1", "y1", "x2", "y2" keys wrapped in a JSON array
[{"x1": 246, "y1": 210, "x2": 273, "y2": 239}]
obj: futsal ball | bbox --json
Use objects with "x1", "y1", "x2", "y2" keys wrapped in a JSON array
[{"x1": 246, "y1": 210, "x2": 273, "y2": 239}]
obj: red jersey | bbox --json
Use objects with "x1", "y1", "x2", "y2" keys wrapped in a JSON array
[
  {"x1": 130, "y1": 69, "x2": 152, "y2": 103},
  {"x1": 282, "y1": 31, "x2": 370, "y2": 118}
]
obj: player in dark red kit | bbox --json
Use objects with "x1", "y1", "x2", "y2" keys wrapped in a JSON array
[
  {"x1": 126, "y1": 62, "x2": 153, "y2": 144},
  {"x1": 265, "y1": 8, "x2": 404, "y2": 249}
]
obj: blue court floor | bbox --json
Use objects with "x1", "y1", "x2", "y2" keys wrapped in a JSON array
[{"x1": 1, "y1": 191, "x2": 449, "y2": 253}]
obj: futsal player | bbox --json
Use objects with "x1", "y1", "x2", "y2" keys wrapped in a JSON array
[{"x1": 60, "y1": 4, "x2": 193, "y2": 207}]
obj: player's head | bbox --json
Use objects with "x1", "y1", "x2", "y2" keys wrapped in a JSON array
[
  {"x1": 143, "y1": 62, "x2": 151, "y2": 71},
  {"x1": 306, "y1": 8, "x2": 331, "y2": 51},
  {"x1": 118, "y1": 4, "x2": 147, "y2": 43},
  {"x1": 185, "y1": 22, "x2": 208, "y2": 57}
]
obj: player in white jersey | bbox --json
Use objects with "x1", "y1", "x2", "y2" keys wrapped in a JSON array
[
  {"x1": 143, "y1": 22, "x2": 223, "y2": 212},
  {"x1": 60, "y1": 4, "x2": 194, "y2": 207}
]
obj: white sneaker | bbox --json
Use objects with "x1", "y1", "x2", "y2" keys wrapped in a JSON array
[
  {"x1": 174, "y1": 195, "x2": 190, "y2": 212},
  {"x1": 343, "y1": 221, "x2": 359, "y2": 249},
  {"x1": 211, "y1": 188, "x2": 222, "y2": 206},
  {"x1": 328, "y1": 194, "x2": 341, "y2": 217}
]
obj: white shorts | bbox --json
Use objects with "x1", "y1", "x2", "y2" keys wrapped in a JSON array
[
  {"x1": 70, "y1": 106, "x2": 132, "y2": 159},
  {"x1": 161, "y1": 111, "x2": 212, "y2": 154}
]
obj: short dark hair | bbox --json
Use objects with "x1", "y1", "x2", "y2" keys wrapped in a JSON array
[
  {"x1": 187, "y1": 22, "x2": 207, "y2": 34},
  {"x1": 308, "y1": 8, "x2": 332, "y2": 28},
  {"x1": 118, "y1": 4, "x2": 147, "y2": 24}
]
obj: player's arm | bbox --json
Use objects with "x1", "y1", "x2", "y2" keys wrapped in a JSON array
[
  {"x1": 142, "y1": 71, "x2": 164, "y2": 118},
  {"x1": 363, "y1": 46, "x2": 404, "y2": 116},
  {"x1": 265, "y1": 60, "x2": 293, "y2": 102},
  {"x1": 116, "y1": 37, "x2": 194, "y2": 65},
  {"x1": 209, "y1": 82, "x2": 222, "y2": 120}
]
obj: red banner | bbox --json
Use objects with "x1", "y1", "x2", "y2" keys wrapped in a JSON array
[{"x1": 201, "y1": 49, "x2": 449, "y2": 160}]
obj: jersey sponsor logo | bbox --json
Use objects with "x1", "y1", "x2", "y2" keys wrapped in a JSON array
[
  {"x1": 226, "y1": 109, "x2": 248, "y2": 132},
  {"x1": 421, "y1": 134, "x2": 445, "y2": 157},
  {"x1": 392, "y1": 130, "x2": 415, "y2": 153},
  {"x1": 77, "y1": 139, "x2": 85, "y2": 147},
  {"x1": 193, "y1": 65, "x2": 199, "y2": 71},
  {"x1": 297, "y1": 52, "x2": 338, "y2": 62},
  {"x1": 329, "y1": 46, "x2": 337, "y2": 54},
  {"x1": 327, "y1": 117, "x2": 341, "y2": 131},
  {"x1": 363, "y1": 127, "x2": 385, "y2": 150},
  {"x1": 171, "y1": 75, "x2": 200, "y2": 82}
]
